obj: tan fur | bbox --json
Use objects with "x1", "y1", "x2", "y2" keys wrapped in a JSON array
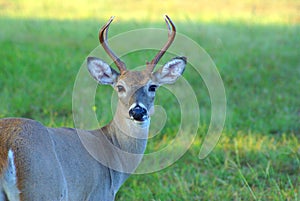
[
  {"x1": 0, "y1": 118, "x2": 69, "y2": 200},
  {"x1": 119, "y1": 70, "x2": 150, "y2": 86}
]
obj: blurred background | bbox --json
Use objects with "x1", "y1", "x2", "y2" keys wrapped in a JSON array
[
  {"x1": 0, "y1": 0, "x2": 299, "y2": 200},
  {"x1": 0, "y1": 0, "x2": 299, "y2": 24}
]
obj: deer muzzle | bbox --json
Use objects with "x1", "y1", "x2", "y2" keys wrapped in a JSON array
[{"x1": 129, "y1": 103, "x2": 148, "y2": 122}]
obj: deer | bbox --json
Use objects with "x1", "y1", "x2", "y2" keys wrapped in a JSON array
[{"x1": 0, "y1": 15, "x2": 186, "y2": 201}]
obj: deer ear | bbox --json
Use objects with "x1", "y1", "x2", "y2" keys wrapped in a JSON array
[
  {"x1": 87, "y1": 57, "x2": 119, "y2": 86},
  {"x1": 153, "y1": 57, "x2": 186, "y2": 85}
]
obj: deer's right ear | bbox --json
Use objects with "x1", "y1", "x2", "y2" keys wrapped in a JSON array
[{"x1": 87, "y1": 57, "x2": 119, "y2": 86}]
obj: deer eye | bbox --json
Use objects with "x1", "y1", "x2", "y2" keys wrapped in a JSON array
[
  {"x1": 116, "y1": 85, "x2": 126, "y2": 93},
  {"x1": 148, "y1": 85, "x2": 158, "y2": 92}
]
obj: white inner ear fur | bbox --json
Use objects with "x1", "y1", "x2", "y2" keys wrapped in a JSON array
[
  {"x1": 155, "y1": 58, "x2": 186, "y2": 84},
  {"x1": 87, "y1": 58, "x2": 118, "y2": 85},
  {"x1": 162, "y1": 59, "x2": 185, "y2": 76}
]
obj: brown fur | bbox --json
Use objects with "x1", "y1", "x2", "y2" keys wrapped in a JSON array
[
  {"x1": 0, "y1": 119, "x2": 24, "y2": 173},
  {"x1": 0, "y1": 118, "x2": 28, "y2": 201}
]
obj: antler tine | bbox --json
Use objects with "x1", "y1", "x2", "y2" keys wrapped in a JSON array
[
  {"x1": 147, "y1": 15, "x2": 176, "y2": 72},
  {"x1": 99, "y1": 16, "x2": 127, "y2": 73}
]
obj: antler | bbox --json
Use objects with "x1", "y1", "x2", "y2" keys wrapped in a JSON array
[
  {"x1": 99, "y1": 16, "x2": 127, "y2": 73},
  {"x1": 147, "y1": 15, "x2": 176, "y2": 72}
]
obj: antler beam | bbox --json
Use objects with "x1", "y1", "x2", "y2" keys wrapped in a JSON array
[
  {"x1": 99, "y1": 16, "x2": 127, "y2": 73},
  {"x1": 147, "y1": 15, "x2": 176, "y2": 72}
]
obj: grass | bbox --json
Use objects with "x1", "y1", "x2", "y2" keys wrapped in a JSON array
[{"x1": 0, "y1": 0, "x2": 300, "y2": 200}]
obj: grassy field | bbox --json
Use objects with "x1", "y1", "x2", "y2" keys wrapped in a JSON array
[{"x1": 0, "y1": 0, "x2": 300, "y2": 200}]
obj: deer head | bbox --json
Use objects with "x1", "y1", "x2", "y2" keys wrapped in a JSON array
[{"x1": 87, "y1": 15, "x2": 186, "y2": 127}]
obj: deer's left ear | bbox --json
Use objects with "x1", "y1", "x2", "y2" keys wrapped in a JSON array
[{"x1": 153, "y1": 57, "x2": 186, "y2": 85}]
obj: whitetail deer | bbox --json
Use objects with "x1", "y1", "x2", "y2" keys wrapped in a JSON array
[{"x1": 0, "y1": 15, "x2": 186, "y2": 201}]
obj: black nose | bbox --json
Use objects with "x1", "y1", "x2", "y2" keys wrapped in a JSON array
[{"x1": 129, "y1": 105, "x2": 148, "y2": 122}]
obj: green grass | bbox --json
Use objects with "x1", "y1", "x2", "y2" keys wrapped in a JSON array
[{"x1": 0, "y1": 0, "x2": 300, "y2": 200}]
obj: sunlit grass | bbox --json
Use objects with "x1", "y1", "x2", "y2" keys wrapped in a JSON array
[
  {"x1": 119, "y1": 132, "x2": 300, "y2": 200},
  {"x1": 0, "y1": 17, "x2": 299, "y2": 199},
  {"x1": 0, "y1": 0, "x2": 299, "y2": 200},
  {"x1": 0, "y1": 0, "x2": 299, "y2": 24}
]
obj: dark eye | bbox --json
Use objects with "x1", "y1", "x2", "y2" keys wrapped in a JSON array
[
  {"x1": 148, "y1": 85, "x2": 158, "y2": 92},
  {"x1": 116, "y1": 85, "x2": 126, "y2": 93}
]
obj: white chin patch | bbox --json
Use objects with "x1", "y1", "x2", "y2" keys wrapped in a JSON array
[{"x1": 133, "y1": 118, "x2": 150, "y2": 127}]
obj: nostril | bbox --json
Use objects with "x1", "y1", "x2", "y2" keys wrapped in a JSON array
[{"x1": 129, "y1": 105, "x2": 148, "y2": 122}]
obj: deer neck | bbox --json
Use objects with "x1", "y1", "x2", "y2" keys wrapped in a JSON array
[{"x1": 104, "y1": 100, "x2": 150, "y2": 154}]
